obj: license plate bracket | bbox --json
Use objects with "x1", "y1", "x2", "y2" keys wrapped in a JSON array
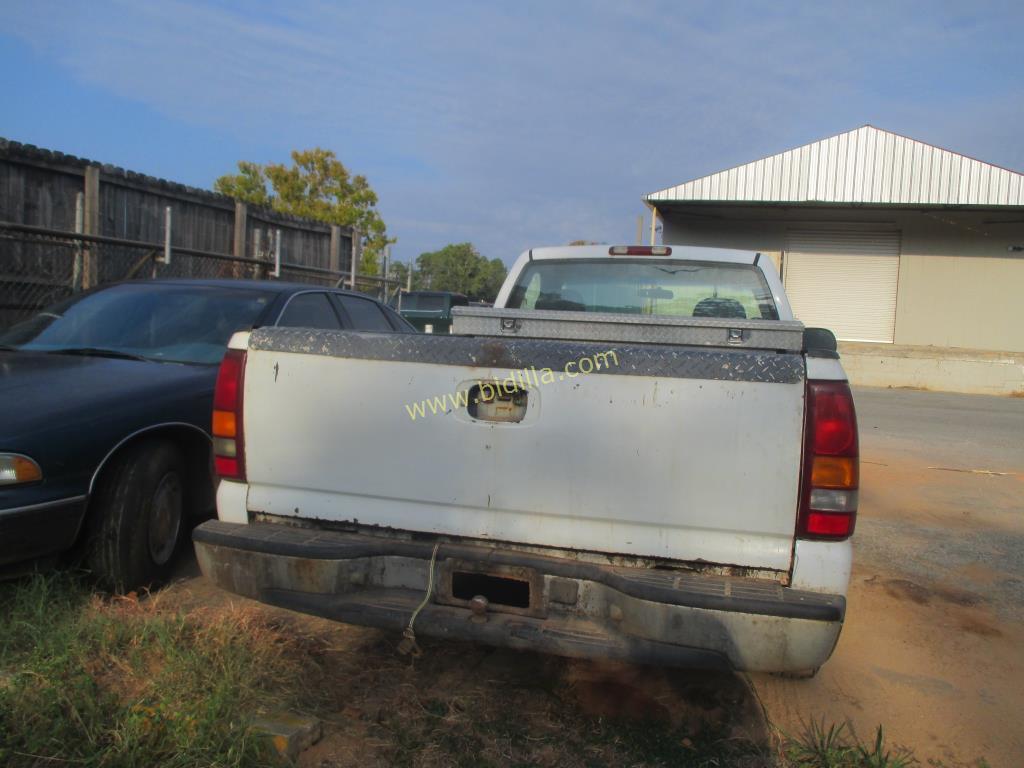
[{"x1": 437, "y1": 559, "x2": 545, "y2": 618}]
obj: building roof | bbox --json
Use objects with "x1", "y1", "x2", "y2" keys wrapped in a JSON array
[{"x1": 646, "y1": 125, "x2": 1024, "y2": 207}]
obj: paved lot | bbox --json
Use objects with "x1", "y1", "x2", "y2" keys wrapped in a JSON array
[
  {"x1": 856, "y1": 386, "x2": 1024, "y2": 472},
  {"x1": 855, "y1": 387, "x2": 1024, "y2": 623},
  {"x1": 173, "y1": 386, "x2": 1024, "y2": 766}
]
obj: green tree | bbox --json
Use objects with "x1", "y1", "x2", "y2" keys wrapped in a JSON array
[
  {"x1": 476, "y1": 256, "x2": 508, "y2": 301},
  {"x1": 413, "y1": 243, "x2": 507, "y2": 301},
  {"x1": 214, "y1": 148, "x2": 390, "y2": 270}
]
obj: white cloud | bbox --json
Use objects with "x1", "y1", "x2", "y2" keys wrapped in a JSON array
[{"x1": 4, "y1": 0, "x2": 1022, "y2": 263}]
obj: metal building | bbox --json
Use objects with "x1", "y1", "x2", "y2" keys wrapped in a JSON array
[{"x1": 645, "y1": 125, "x2": 1024, "y2": 395}]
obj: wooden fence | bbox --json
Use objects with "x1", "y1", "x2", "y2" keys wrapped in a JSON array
[{"x1": 0, "y1": 138, "x2": 396, "y2": 327}]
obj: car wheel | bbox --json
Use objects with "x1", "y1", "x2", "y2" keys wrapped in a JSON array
[{"x1": 86, "y1": 439, "x2": 186, "y2": 592}]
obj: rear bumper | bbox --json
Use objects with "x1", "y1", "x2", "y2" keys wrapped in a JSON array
[{"x1": 193, "y1": 520, "x2": 845, "y2": 673}]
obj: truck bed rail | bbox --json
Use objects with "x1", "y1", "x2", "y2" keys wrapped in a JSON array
[{"x1": 248, "y1": 327, "x2": 805, "y2": 384}]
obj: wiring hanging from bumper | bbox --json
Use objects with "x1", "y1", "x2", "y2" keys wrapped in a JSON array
[{"x1": 397, "y1": 542, "x2": 441, "y2": 658}]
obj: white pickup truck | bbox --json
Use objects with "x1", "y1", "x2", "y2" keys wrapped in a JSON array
[{"x1": 193, "y1": 244, "x2": 858, "y2": 675}]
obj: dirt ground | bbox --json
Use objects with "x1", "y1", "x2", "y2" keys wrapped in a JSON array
[
  {"x1": 168, "y1": 387, "x2": 1024, "y2": 766},
  {"x1": 164, "y1": 568, "x2": 771, "y2": 766},
  {"x1": 749, "y1": 388, "x2": 1024, "y2": 767},
  {"x1": 751, "y1": 454, "x2": 1024, "y2": 767}
]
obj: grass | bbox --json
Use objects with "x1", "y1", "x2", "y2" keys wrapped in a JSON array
[
  {"x1": 783, "y1": 719, "x2": 917, "y2": 768},
  {"x1": 0, "y1": 572, "x2": 774, "y2": 767},
  {"x1": 0, "y1": 573, "x2": 330, "y2": 768},
  {"x1": 0, "y1": 572, "x2": 956, "y2": 768}
]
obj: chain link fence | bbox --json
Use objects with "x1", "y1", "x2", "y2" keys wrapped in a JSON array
[{"x1": 0, "y1": 223, "x2": 399, "y2": 330}]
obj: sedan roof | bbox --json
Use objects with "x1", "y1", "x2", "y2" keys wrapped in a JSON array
[{"x1": 126, "y1": 277, "x2": 371, "y2": 298}]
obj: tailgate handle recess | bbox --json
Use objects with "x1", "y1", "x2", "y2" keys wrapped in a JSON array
[{"x1": 468, "y1": 383, "x2": 527, "y2": 423}]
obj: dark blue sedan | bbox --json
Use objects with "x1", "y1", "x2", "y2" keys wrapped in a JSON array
[{"x1": 0, "y1": 279, "x2": 414, "y2": 590}]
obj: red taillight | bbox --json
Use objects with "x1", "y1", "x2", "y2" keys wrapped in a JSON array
[
  {"x1": 608, "y1": 246, "x2": 672, "y2": 256},
  {"x1": 212, "y1": 348, "x2": 246, "y2": 480},
  {"x1": 805, "y1": 511, "x2": 855, "y2": 538},
  {"x1": 797, "y1": 380, "x2": 858, "y2": 540},
  {"x1": 811, "y1": 388, "x2": 857, "y2": 455}
]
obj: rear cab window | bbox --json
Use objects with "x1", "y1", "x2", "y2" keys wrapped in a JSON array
[{"x1": 506, "y1": 259, "x2": 779, "y2": 320}]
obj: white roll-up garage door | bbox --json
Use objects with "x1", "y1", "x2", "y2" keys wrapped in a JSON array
[{"x1": 783, "y1": 230, "x2": 901, "y2": 343}]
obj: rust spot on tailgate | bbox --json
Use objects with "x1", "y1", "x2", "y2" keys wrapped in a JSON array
[{"x1": 475, "y1": 340, "x2": 520, "y2": 370}]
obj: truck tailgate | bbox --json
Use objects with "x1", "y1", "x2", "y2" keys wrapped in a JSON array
[{"x1": 240, "y1": 328, "x2": 806, "y2": 572}]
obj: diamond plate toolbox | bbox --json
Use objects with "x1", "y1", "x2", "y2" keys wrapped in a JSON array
[{"x1": 451, "y1": 306, "x2": 805, "y2": 352}]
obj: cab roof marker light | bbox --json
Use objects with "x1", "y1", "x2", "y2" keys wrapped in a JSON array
[{"x1": 608, "y1": 246, "x2": 672, "y2": 256}]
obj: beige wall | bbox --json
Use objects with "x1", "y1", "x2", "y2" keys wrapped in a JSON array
[
  {"x1": 658, "y1": 205, "x2": 1024, "y2": 353},
  {"x1": 838, "y1": 343, "x2": 1023, "y2": 396},
  {"x1": 893, "y1": 253, "x2": 1023, "y2": 351},
  {"x1": 895, "y1": 214, "x2": 1024, "y2": 352}
]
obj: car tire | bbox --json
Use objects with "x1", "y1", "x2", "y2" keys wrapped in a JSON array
[{"x1": 86, "y1": 439, "x2": 186, "y2": 592}]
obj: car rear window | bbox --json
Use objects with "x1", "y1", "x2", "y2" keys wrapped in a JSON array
[
  {"x1": 506, "y1": 258, "x2": 779, "y2": 320},
  {"x1": 337, "y1": 295, "x2": 394, "y2": 332},
  {"x1": 276, "y1": 293, "x2": 342, "y2": 330}
]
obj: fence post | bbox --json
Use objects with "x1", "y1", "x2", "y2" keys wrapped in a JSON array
[
  {"x1": 160, "y1": 206, "x2": 172, "y2": 265},
  {"x1": 272, "y1": 229, "x2": 281, "y2": 278},
  {"x1": 72, "y1": 192, "x2": 84, "y2": 291},
  {"x1": 82, "y1": 165, "x2": 100, "y2": 289},
  {"x1": 233, "y1": 202, "x2": 247, "y2": 259},
  {"x1": 232, "y1": 201, "x2": 247, "y2": 278},
  {"x1": 350, "y1": 229, "x2": 361, "y2": 290},
  {"x1": 252, "y1": 228, "x2": 263, "y2": 279},
  {"x1": 329, "y1": 225, "x2": 341, "y2": 275}
]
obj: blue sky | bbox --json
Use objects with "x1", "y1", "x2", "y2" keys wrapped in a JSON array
[{"x1": 3, "y1": 1, "x2": 1023, "y2": 266}]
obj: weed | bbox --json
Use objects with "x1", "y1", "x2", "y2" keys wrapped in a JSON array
[
  {"x1": 784, "y1": 718, "x2": 917, "y2": 768},
  {"x1": 858, "y1": 726, "x2": 915, "y2": 768},
  {"x1": 786, "y1": 719, "x2": 854, "y2": 767}
]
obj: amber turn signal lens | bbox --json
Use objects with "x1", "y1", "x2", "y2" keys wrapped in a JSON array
[
  {"x1": 810, "y1": 456, "x2": 858, "y2": 489},
  {"x1": 0, "y1": 454, "x2": 43, "y2": 485},
  {"x1": 212, "y1": 409, "x2": 236, "y2": 438}
]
